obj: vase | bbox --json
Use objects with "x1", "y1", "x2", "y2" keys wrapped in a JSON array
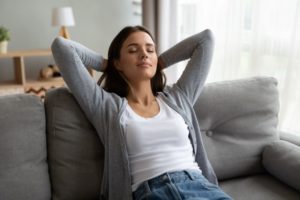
[{"x1": 0, "y1": 41, "x2": 8, "y2": 53}]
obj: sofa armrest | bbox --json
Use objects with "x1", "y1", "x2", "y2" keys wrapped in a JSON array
[
  {"x1": 263, "y1": 140, "x2": 300, "y2": 191},
  {"x1": 280, "y1": 131, "x2": 300, "y2": 146}
]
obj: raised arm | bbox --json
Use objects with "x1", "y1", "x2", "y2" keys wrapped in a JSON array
[
  {"x1": 159, "y1": 29, "x2": 214, "y2": 105},
  {"x1": 51, "y1": 37, "x2": 105, "y2": 118}
]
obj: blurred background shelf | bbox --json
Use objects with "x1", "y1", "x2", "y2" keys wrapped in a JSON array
[
  {"x1": 0, "y1": 49, "x2": 65, "y2": 98},
  {"x1": 0, "y1": 49, "x2": 95, "y2": 98}
]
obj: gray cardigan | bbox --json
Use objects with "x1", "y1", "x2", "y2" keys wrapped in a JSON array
[{"x1": 51, "y1": 29, "x2": 217, "y2": 200}]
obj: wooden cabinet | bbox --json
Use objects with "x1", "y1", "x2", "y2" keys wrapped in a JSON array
[{"x1": 0, "y1": 49, "x2": 65, "y2": 97}]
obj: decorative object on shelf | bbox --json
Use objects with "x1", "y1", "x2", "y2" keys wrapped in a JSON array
[
  {"x1": 0, "y1": 26, "x2": 11, "y2": 53},
  {"x1": 52, "y1": 7, "x2": 75, "y2": 39},
  {"x1": 40, "y1": 65, "x2": 53, "y2": 79},
  {"x1": 39, "y1": 64, "x2": 61, "y2": 79}
]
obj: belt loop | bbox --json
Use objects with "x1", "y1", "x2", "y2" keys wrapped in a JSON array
[
  {"x1": 144, "y1": 180, "x2": 151, "y2": 193},
  {"x1": 166, "y1": 172, "x2": 172, "y2": 182},
  {"x1": 160, "y1": 172, "x2": 171, "y2": 183},
  {"x1": 184, "y1": 170, "x2": 195, "y2": 180}
]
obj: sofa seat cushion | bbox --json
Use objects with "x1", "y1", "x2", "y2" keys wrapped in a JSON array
[
  {"x1": 220, "y1": 174, "x2": 300, "y2": 200},
  {"x1": 0, "y1": 94, "x2": 51, "y2": 200},
  {"x1": 195, "y1": 77, "x2": 280, "y2": 180},
  {"x1": 45, "y1": 87, "x2": 104, "y2": 200},
  {"x1": 263, "y1": 140, "x2": 300, "y2": 191}
]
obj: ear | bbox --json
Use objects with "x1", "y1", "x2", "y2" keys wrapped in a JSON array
[{"x1": 114, "y1": 60, "x2": 122, "y2": 71}]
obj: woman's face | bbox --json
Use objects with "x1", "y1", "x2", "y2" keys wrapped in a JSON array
[{"x1": 114, "y1": 31, "x2": 158, "y2": 84}]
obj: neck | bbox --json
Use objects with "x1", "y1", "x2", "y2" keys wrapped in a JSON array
[{"x1": 126, "y1": 81, "x2": 155, "y2": 106}]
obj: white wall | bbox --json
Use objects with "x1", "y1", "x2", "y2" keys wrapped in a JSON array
[{"x1": 0, "y1": 0, "x2": 141, "y2": 80}]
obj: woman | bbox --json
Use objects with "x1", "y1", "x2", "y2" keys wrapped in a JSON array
[{"x1": 51, "y1": 25, "x2": 232, "y2": 200}]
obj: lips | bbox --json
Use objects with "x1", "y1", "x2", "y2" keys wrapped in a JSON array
[{"x1": 137, "y1": 62, "x2": 152, "y2": 68}]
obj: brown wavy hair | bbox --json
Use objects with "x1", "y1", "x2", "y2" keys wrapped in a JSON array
[{"x1": 97, "y1": 25, "x2": 166, "y2": 97}]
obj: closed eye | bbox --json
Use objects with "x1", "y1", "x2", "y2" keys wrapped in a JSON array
[
  {"x1": 127, "y1": 43, "x2": 156, "y2": 53},
  {"x1": 128, "y1": 47, "x2": 138, "y2": 53}
]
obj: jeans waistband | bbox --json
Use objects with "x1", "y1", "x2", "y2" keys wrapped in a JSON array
[{"x1": 134, "y1": 169, "x2": 202, "y2": 195}]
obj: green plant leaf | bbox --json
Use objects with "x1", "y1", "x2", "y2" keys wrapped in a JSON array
[{"x1": 0, "y1": 26, "x2": 11, "y2": 42}]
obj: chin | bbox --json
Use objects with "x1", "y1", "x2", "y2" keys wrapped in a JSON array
[{"x1": 140, "y1": 72, "x2": 156, "y2": 79}]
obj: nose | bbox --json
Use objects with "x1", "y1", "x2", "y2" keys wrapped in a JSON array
[
  {"x1": 141, "y1": 54, "x2": 148, "y2": 59},
  {"x1": 140, "y1": 49, "x2": 148, "y2": 59}
]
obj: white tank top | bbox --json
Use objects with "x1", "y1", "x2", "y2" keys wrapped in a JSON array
[{"x1": 122, "y1": 95, "x2": 201, "y2": 191}]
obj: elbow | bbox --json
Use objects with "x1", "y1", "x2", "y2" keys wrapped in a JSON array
[
  {"x1": 203, "y1": 29, "x2": 214, "y2": 43},
  {"x1": 51, "y1": 36, "x2": 66, "y2": 54},
  {"x1": 196, "y1": 29, "x2": 214, "y2": 50}
]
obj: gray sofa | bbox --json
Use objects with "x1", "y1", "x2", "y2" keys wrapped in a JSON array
[{"x1": 0, "y1": 76, "x2": 299, "y2": 200}]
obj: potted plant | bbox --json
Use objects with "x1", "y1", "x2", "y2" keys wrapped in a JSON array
[{"x1": 0, "y1": 26, "x2": 11, "y2": 53}]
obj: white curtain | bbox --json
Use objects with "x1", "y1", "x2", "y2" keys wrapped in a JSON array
[
  {"x1": 142, "y1": 0, "x2": 179, "y2": 84},
  {"x1": 176, "y1": 0, "x2": 300, "y2": 134}
]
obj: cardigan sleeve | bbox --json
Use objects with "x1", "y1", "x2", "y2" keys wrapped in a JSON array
[
  {"x1": 51, "y1": 37, "x2": 107, "y2": 124},
  {"x1": 159, "y1": 29, "x2": 214, "y2": 105}
]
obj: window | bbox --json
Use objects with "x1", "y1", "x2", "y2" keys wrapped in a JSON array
[{"x1": 177, "y1": 0, "x2": 300, "y2": 134}]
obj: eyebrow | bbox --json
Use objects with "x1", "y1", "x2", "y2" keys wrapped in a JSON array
[{"x1": 127, "y1": 43, "x2": 155, "y2": 48}]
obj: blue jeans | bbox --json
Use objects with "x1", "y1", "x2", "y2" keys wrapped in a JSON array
[{"x1": 133, "y1": 170, "x2": 233, "y2": 200}]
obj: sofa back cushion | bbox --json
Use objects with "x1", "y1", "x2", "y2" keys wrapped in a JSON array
[
  {"x1": 45, "y1": 87, "x2": 103, "y2": 200},
  {"x1": 0, "y1": 94, "x2": 51, "y2": 200},
  {"x1": 194, "y1": 77, "x2": 279, "y2": 180}
]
